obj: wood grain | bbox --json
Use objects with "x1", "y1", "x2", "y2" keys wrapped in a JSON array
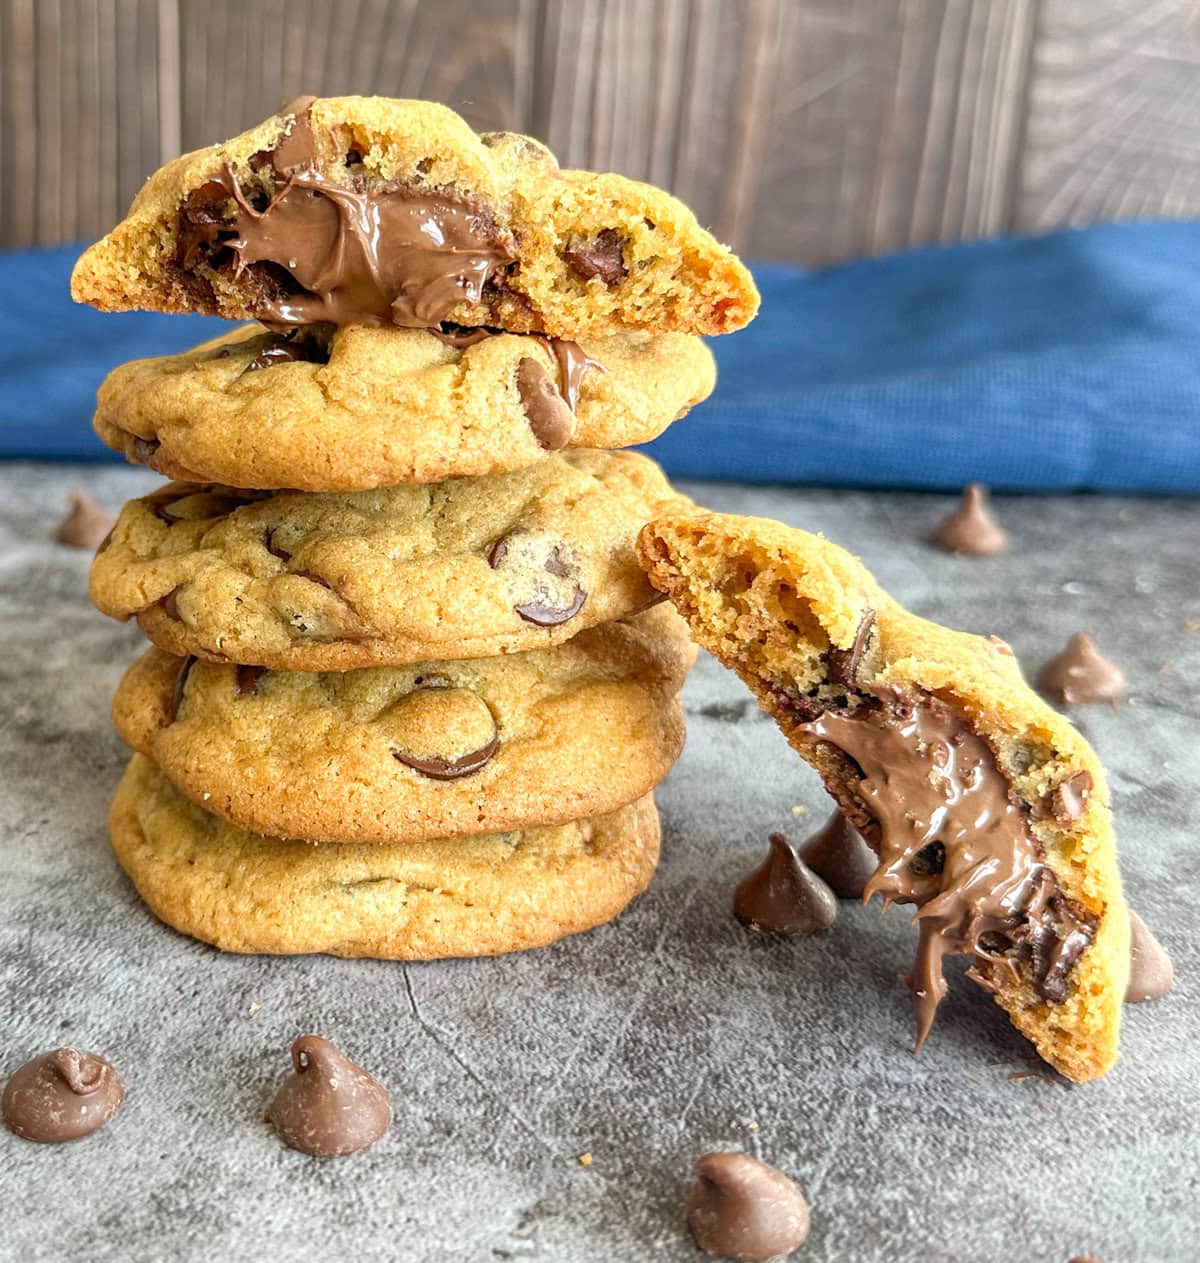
[
  {"x1": 1016, "y1": 0, "x2": 1200, "y2": 231},
  {"x1": 4, "y1": 0, "x2": 1200, "y2": 258}
]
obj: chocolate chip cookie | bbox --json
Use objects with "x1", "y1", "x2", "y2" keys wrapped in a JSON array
[
  {"x1": 112, "y1": 605, "x2": 693, "y2": 845},
  {"x1": 111, "y1": 756, "x2": 659, "y2": 958},
  {"x1": 90, "y1": 452, "x2": 689, "y2": 670},
  {"x1": 91, "y1": 322, "x2": 715, "y2": 491},
  {"x1": 71, "y1": 95, "x2": 758, "y2": 339},
  {"x1": 639, "y1": 511, "x2": 1129, "y2": 1083}
]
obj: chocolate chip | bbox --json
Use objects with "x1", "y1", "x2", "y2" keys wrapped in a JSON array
[
  {"x1": 1048, "y1": 770, "x2": 1094, "y2": 822},
  {"x1": 826, "y1": 609, "x2": 876, "y2": 688},
  {"x1": 242, "y1": 331, "x2": 330, "y2": 374},
  {"x1": 1126, "y1": 910, "x2": 1173, "y2": 1002},
  {"x1": 516, "y1": 357, "x2": 574, "y2": 450},
  {"x1": 161, "y1": 587, "x2": 182, "y2": 620},
  {"x1": 686, "y1": 1152, "x2": 810, "y2": 1261},
  {"x1": 489, "y1": 532, "x2": 589, "y2": 627},
  {"x1": 799, "y1": 808, "x2": 879, "y2": 899},
  {"x1": 54, "y1": 490, "x2": 116, "y2": 551},
  {"x1": 266, "y1": 1035, "x2": 390, "y2": 1158},
  {"x1": 130, "y1": 437, "x2": 161, "y2": 466},
  {"x1": 733, "y1": 833, "x2": 838, "y2": 936},
  {"x1": 486, "y1": 538, "x2": 508, "y2": 568},
  {"x1": 1039, "y1": 634, "x2": 1125, "y2": 706},
  {"x1": 170, "y1": 655, "x2": 196, "y2": 721},
  {"x1": 236, "y1": 666, "x2": 267, "y2": 696},
  {"x1": 263, "y1": 529, "x2": 293, "y2": 562},
  {"x1": 392, "y1": 735, "x2": 499, "y2": 781},
  {"x1": 514, "y1": 587, "x2": 587, "y2": 628},
  {"x1": 562, "y1": 228, "x2": 627, "y2": 287},
  {"x1": 931, "y1": 483, "x2": 1007, "y2": 556},
  {"x1": 909, "y1": 841, "x2": 945, "y2": 878},
  {"x1": 389, "y1": 687, "x2": 500, "y2": 781},
  {"x1": 2, "y1": 1049, "x2": 125, "y2": 1143}
]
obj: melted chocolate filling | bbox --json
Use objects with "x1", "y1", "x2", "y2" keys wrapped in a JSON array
[
  {"x1": 790, "y1": 684, "x2": 1096, "y2": 1047},
  {"x1": 174, "y1": 104, "x2": 518, "y2": 328}
]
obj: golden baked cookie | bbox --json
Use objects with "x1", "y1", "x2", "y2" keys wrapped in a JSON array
[
  {"x1": 111, "y1": 605, "x2": 693, "y2": 845},
  {"x1": 90, "y1": 452, "x2": 689, "y2": 670},
  {"x1": 71, "y1": 95, "x2": 758, "y2": 339},
  {"x1": 111, "y1": 755, "x2": 659, "y2": 959},
  {"x1": 91, "y1": 322, "x2": 715, "y2": 491},
  {"x1": 638, "y1": 511, "x2": 1128, "y2": 1083}
]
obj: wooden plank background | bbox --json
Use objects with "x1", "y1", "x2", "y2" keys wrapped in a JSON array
[{"x1": 2, "y1": 0, "x2": 1198, "y2": 261}]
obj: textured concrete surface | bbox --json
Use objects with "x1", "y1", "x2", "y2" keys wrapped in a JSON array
[{"x1": 1, "y1": 462, "x2": 1196, "y2": 1263}]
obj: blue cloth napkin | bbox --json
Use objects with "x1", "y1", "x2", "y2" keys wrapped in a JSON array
[{"x1": 4, "y1": 221, "x2": 1200, "y2": 491}]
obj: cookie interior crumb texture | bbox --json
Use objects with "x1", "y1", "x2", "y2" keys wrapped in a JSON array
[
  {"x1": 71, "y1": 96, "x2": 759, "y2": 339},
  {"x1": 638, "y1": 510, "x2": 1129, "y2": 1082}
]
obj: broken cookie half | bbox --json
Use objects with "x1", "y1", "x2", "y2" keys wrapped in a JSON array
[
  {"x1": 638, "y1": 511, "x2": 1128, "y2": 1082},
  {"x1": 70, "y1": 95, "x2": 759, "y2": 339}
]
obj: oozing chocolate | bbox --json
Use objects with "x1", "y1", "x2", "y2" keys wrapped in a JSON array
[
  {"x1": 794, "y1": 688, "x2": 1096, "y2": 1047},
  {"x1": 177, "y1": 102, "x2": 517, "y2": 328}
]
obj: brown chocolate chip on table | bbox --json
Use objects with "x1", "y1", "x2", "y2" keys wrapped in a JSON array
[
  {"x1": 266, "y1": 1035, "x2": 391, "y2": 1158},
  {"x1": 54, "y1": 490, "x2": 115, "y2": 551},
  {"x1": 931, "y1": 483, "x2": 1007, "y2": 556},
  {"x1": 3, "y1": 1048, "x2": 125, "y2": 1143},
  {"x1": 686, "y1": 1152, "x2": 810, "y2": 1261},
  {"x1": 799, "y1": 808, "x2": 879, "y2": 899},
  {"x1": 1038, "y1": 633, "x2": 1125, "y2": 705},
  {"x1": 734, "y1": 833, "x2": 837, "y2": 936},
  {"x1": 1125, "y1": 910, "x2": 1173, "y2": 1002}
]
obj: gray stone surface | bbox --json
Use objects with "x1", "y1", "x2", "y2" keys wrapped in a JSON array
[{"x1": 0, "y1": 462, "x2": 1196, "y2": 1263}]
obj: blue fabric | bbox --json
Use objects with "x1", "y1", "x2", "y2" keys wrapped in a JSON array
[{"x1": 3, "y1": 221, "x2": 1200, "y2": 490}]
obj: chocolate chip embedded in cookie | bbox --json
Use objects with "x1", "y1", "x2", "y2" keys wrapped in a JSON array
[
  {"x1": 3, "y1": 1049, "x2": 125, "y2": 1143},
  {"x1": 90, "y1": 322, "x2": 713, "y2": 491},
  {"x1": 638, "y1": 511, "x2": 1129, "y2": 1082},
  {"x1": 90, "y1": 452, "x2": 687, "y2": 670},
  {"x1": 109, "y1": 756, "x2": 661, "y2": 958},
  {"x1": 71, "y1": 95, "x2": 759, "y2": 339},
  {"x1": 111, "y1": 604, "x2": 692, "y2": 846}
]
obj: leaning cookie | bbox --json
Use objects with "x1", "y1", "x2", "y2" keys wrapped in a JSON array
[
  {"x1": 71, "y1": 95, "x2": 758, "y2": 339},
  {"x1": 638, "y1": 512, "x2": 1128, "y2": 1083},
  {"x1": 91, "y1": 453, "x2": 689, "y2": 670},
  {"x1": 92, "y1": 323, "x2": 715, "y2": 491},
  {"x1": 111, "y1": 605, "x2": 692, "y2": 846},
  {"x1": 111, "y1": 756, "x2": 659, "y2": 959}
]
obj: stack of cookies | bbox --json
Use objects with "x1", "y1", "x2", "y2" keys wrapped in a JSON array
[{"x1": 74, "y1": 95, "x2": 759, "y2": 960}]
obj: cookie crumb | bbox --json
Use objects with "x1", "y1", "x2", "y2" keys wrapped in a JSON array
[
  {"x1": 577, "y1": 1152, "x2": 592, "y2": 1166},
  {"x1": 248, "y1": 1002, "x2": 261, "y2": 1015}
]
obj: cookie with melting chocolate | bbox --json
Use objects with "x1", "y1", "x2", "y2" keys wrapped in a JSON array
[
  {"x1": 110, "y1": 604, "x2": 693, "y2": 846},
  {"x1": 109, "y1": 755, "x2": 660, "y2": 958},
  {"x1": 71, "y1": 95, "x2": 758, "y2": 339},
  {"x1": 638, "y1": 511, "x2": 1129, "y2": 1082},
  {"x1": 89, "y1": 320, "x2": 715, "y2": 492},
  {"x1": 90, "y1": 451, "x2": 689, "y2": 670}
]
